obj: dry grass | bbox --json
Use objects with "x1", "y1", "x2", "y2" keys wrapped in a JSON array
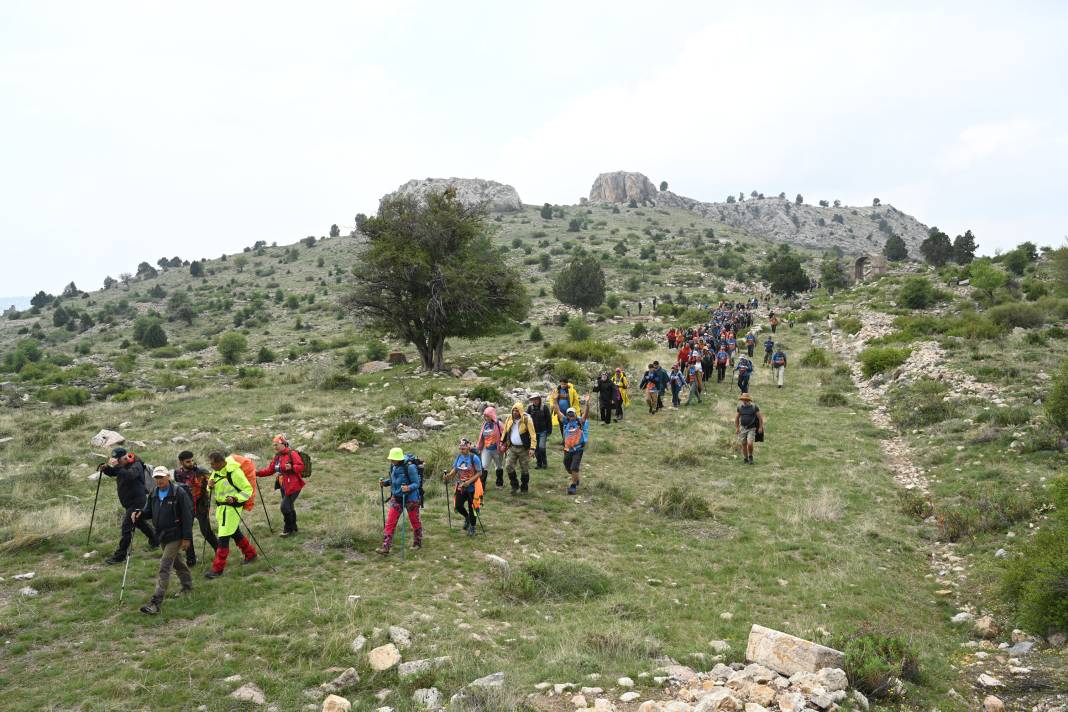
[
  {"x1": 1, "y1": 504, "x2": 88, "y2": 551},
  {"x1": 785, "y1": 487, "x2": 845, "y2": 526}
]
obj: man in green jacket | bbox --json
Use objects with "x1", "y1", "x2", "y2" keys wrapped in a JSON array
[{"x1": 204, "y1": 452, "x2": 257, "y2": 579}]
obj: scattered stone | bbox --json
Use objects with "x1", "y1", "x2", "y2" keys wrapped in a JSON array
[
  {"x1": 224, "y1": 674, "x2": 243, "y2": 683},
  {"x1": 411, "y1": 687, "x2": 441, "y2": 709},
  {"x1": 776, "y1": 692, "x2": 806, "y2": 712},
  {"x1": 19, "y1": 586, "x2": 38, "y2": 597},
  {"x1": 1007, "y1": 640, "x2": 1034, "y2": 656},
  {"x1": 581, "y1": 687, "x2": 604, "y2": 695},
  {"x1": 621, "y1": 691, "x2": 641, "y2": 703},
  {"x1": 1048, "y1": 632, "x2": 1067, "y2": 648},
  {"x1": 983, "y1": 695, "x2": 1005, "y2": 712},
  {"x1": 388, "y1": 626, "x2": 412, "y2": 649},
  {"x1": 231, "y1": 682, "x2": 267, "y2": 705},
  {"x1": 720, "y1": 612, "x2": 734, "y2": 621},
  {"x1": 350, "y1": 635, "x2": 367, "y2": 654},
  {"x1": 470, "y1": 671, "x2": 505, "y2": 688},
  {"x1": 12, "y1": 572, "x2": 35, "y2": 580},
  {"x1": 421, "y1": 416, "x2": 445, "y2": 430},
  {"x1": 851, "y1": 690, "x2": 869, "y2": 710},
  {"x1": 320, "y1": 668, "x2": 359, "y2": 695},
  {"x1": 618, "y1": 676, "x2": 635, "y2": 688},
  {"x1": 322, "y1": 694, "x2": 351, "y2": 712},
  {"x1": 485, "y1": 554, "x2": 509, "y2": 571},
  {"x1": 359, "y1": 361, "x2": 392, "y2": 375},
  {"x1": 398, "y1": 656, "x2": 450, "y2": 679},
  {"x1": 368, "y1": 644, "x2": 401, "y2": 671},
  {"x1": 709, "y1": 640, "x2": 731, "y2": 653},
  {"x1": 974, "y1": 615, "x2": 1000, "y2": 640},
  {"x1": 337, "y1": 440, "x2": 360, "y2": 453},
  {"x1": 462, "y1": 369, "x2": 478, "y2": 380},
  {"x1": 950, "y1": 611, "x2": 974, "y2": 624},
  {"x1": 697, "y1": 687, "x2": 743, "y2": 711},
  {"x1": 571, "y1": 693, "x2": 589, "y2": 708},
  {"x1": 90, "y1": 429, "x2": 125, "y2": 448},
  {"x1": 745, "y1": 625, "x2": 845, "y2": 676},
  {"x1": 977, "y1": 673, "x2": 1003, "y2": 688}
]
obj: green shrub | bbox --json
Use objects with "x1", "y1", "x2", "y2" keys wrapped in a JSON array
[
  {"x1": 651, "y1": 485, "x2": 714, "y2": 519},
  {"x1": 326, "y1": 421, "x2": 377, "y2": 447},
  {"x1": 1002, "y1": 476, "x2": 1068, "y2": 634},
  {"x1": 898, "y1": 277, "x2": 936, "y2": 309},
  {"x1": 565, "y1": 317, "x2": 593, "y2": 341},
  {"x1": 800, "y1": 348, "x2": 831, "y2": 368},
  {"x1": 276, "y1": 403, "x2": 296, "y2": 415},
  {"x1": 319, "y1": 373, "x2": 356, "y2": 390},
  {"x1": 468, "y1": 383, "x2": 504, "y2": 404},
  {"x1": 936, "y1": 489, "x2": 1037, "y2": 542},
  {"x1": 946, "y1": 316, "x2": 1000, "y2": 340},
  {"x1": 889, "y1": 379, "x2": 954, "y2": 428},
  {"x1": 184, "y1": 338, "x2": 209, "y2": 352},
  {"x1": 795, "y1": 309, "x2": 826, "y2": 324},
  {"x1": 975, "y1": 405, "x2": 1030, "y2": 427},
  {"x1": 987, "y1": 301, "x2": 1044, "y2": 329},
  {"x1": 1025, "y1": 331, "x2": 1048, "y2": 346},
  {"x1": 150, "y1": 345, "x2": 180, "y2": 358},
  {"x1": 59, "y1": 411, "x2": 90, "y2": 431},
  {"x1": 818, "y1": 391, "x2": 848, "y2": 407},
  {"x1": 899, "y1": 490, "x2": 933, "y2": 520},
  {"x1": 836, "y1": 316, "x2": 862, "y2": 334},
  {"x1": 45, "y1": 386, "x2": 90, "y2": 407},
  {"x1": 495, "y1": 557, "x2": 612, "y2": 602},
  {"x1": 340, "y1": 348, "x2": 361, "y2": 373},
  {"x1": 217, "y1": 331, "x2": 248, "y2": 365},
  {"x1": 256, "y1": 346, "x2": 276, "y2": 363},
  {"x1": 550, "y1": 359, "x2": 588, "y2": 384},
  {"x1": 110, "y1": 389, "x2": 153, "y2": 403},
  {"x1": 544, "y1": 340, "x2": 621, "y2": 364},
  {"x1": 630, "y1": 322, "x2": 648, "y2": 338},
  {"x1": 390, "y1": 403, "x2": 419, "y2": 426},
  {"x1": 841, "y1": 633, "x2": 920, "y2": 698},
  {"x1": 365, "y1": 341, "x2": 388, "y2": 361},
  {"x1": 528, "y1": 326, "x2": 543, "y2": 342},
  {"x1": 631, "y1": 338, "x2": 657, "y2": 351},
  {"x1": 1046, "y1": 360, "x2": 1068, "y2": 434},
  {"x1": 859, "y1": 347, "x2": 910, "y2": 378}
]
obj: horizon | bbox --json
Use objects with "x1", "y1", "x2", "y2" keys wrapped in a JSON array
[{"x1": 2, "y1": 0, "x2": 1066, "y2": 295}]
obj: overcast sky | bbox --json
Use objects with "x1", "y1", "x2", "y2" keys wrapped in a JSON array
[{"x1": 2, "y1": 0, "x2": 1066, "y2": 296}]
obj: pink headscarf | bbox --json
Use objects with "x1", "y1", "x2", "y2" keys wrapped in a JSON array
[{"x1": 483, "y1": 405, "x2": 497, "y2": 421}]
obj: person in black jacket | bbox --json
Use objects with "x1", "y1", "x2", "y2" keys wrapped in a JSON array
[
  {"x1": 100, "y1": 447, "x2": 157, "y2": 564},
  {"x1": 132, "y1": 466, "x2": 194, "y2": 615},
  {"x1": 526, "y1": 394, "x2": 552, "y2": 469},
  {"x1": 592, "y1": 371, "x2": 617, "y2": 425}
]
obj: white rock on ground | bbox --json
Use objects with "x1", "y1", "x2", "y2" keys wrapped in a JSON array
[
  {"x1": 319, "y1": 668, "x2": 359, "y2": 694},
  {"x1": 388, "y1": 626, "x2": 412, "y2": 648},
  {"x1": 368, "y1": 643, "x2": 401, "y2": 671},
  {"x1": 745, "y1": 625, "x2": 845, "y2": 676},
  {"x1": 983, "y1": 695, "x2": 1005, "y2": 712},
  {"x1": 470, "y1": 671, "x2": 505, "y2": 687},
  {"x1": 621, "y1": 691, "x2": 641, "y2": 702},
  {"x1": 350, "y1": 635, "x2": 367, "y2": 653},
  {"x1": 485, "y1": 554, "x2": 509, "y2": 570},
  {"x1": 618, "y1": 676, "x2": 635, "y2": 688},
  {"x1": 230, "y1": 682, "x2": 267, "y2": 705},
  {"x1": 398, "y1": 656, "x2": 450, "y2": 679},
  {"x1": 90, "y1": 429, "x2": 125, "y2": 448},
  {"x1": 321, "y1": 694, "x2": 351, "y2": 712},
  {"x1": 412, "y1": 687, "x2": 441, "y2": 709}
]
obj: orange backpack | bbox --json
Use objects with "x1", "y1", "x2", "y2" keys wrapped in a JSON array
[{"x1": 228, "y1": 453, "x2": 258, "y2": 511}]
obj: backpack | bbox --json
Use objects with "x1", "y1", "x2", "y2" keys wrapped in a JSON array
[
  {"x1": 402, "y1": 454, "x2": 426, "y2": 508},
  {"x1": 294, "y1": 449, "x2": 312, "y2": 478},
  {"x1": 738, "y1": 403, "x2": 759, "y2": 428},
  {"x1": 772, "y1": 353, "x2": 786, "y2": 366},
  {"x1": 228, "y1": 454, "x2": 258, "y2": 511}
]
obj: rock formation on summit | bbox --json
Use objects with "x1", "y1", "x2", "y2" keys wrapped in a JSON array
[
  {"x1": 383, "y1": 178, "x2": 522, "y2": 212},
  {"x1": 588, "y1": 171, "x2": 659, "y2": 204}
]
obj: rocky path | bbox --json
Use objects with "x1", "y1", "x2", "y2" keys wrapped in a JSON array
[{"x1": 828, "y1": 308, "x2": 1067, "y2": 712}]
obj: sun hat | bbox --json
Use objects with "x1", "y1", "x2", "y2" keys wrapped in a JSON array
[
  {"x1": 566, "y1": 407, "x2": 577, "y2": 416},
  {"x1": 458, "y1": 438, "x2": 472, "y2": 448},
  {"x1": 272, "y1": 434, "x2": 289, "y2": 445},
  {"x1": 387, "y1": 447, "x2": 405, "y2": 461},
  {"x1": 152, "y1": 466, "x2": 172, "y2": 478},
  {"x1": 739, "y1": 393, "x2": 752, "y2": 401}
]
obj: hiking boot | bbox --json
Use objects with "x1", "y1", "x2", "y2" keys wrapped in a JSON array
[
  {"x1": 467, "y1": 525, "x2": 476, "y2": 537},
  {"x1": 279, "y1": 531, "x2": 292, "y2": 538},
  {"x1": 173, "y1": 587, "x2": 193, "y2": 599},
  {"x1": 412, "y1": 541, "x2": 422, "y2": 550},
  {"x1": 495, "y1": 469, "x2": 504, "y2": 487},
  {"x1": 205, "y1": 570, "x2": 223, "y2": 579},
  {"x1": 567, "y1": 484, "x2": 577, "y2": 495},
  {"x1": 375, "y1": 545, "x2": 391, "y2": 556},
  {"x1": 139, "y1": 602, "x2": 160, "y2": 615},
  {"x1": 185, "y1": 553, "x2": 197, "y2": 567},
  {"x1": 105, "y1": 552, "x2": 127, "y2": 565},
  {"x1": 241, "y1": 554, "x2": 257, "y2": 565}
]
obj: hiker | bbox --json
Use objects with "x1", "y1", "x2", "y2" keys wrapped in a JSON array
[
  {"x1": 527, "y1": 394, "x2": 552, "y2": 469},
  {"x1": 715, "y1": 345, "x2": 729, "y2": 383},
  {"x1": 637, "y1": 300, "x2": 643, "y2": 315},
  {"x1": 626, "y1": 304, "x2": 632, "y2": 317},
  {"x1": 552, "y1": 379, "x2": 580, "y2": 443},
  {"x1": 745, "y1": 331, "x2": 756, "y2": 357},
  {"x1": 652, "y1": 296, "x2": 658, "y2": 310},
  {"x1": 735, "y1": 393, "x2": 765, "y2": 464},
  {"x1": 667, "y1": 328, "x2": 677, "y2": 349},
  {"x1": 735, "y1": 354, "x2": 754, "y2": 393},
  {"x1": 639, "y1": 364, "x2": 658, "y2": 414},
  {"x1": 204, "y1": 452, "x2": 257, "y2": 579},
  {"x1": 653, "y1": 360, "x2": 669, "y2": 411},
  {"x1": 612, "y1": 367, "x2": 630, "y2": 421},
  {"x1": 668, "y1": 364, "x2": 685, "y2": 407},
  {"x1": 132, "y1": 466, "x2": 193, "y2": 615},
  {"x1": 255, "y1": 434, "x2": 305, "y2": 537},
  {"x1": 763, "y1": 336, "x2": 775, "y2": 366},
  {"x1": 769, "y1": 313, "x2": 780, "y2": 334},
  {"x1": 174, "y1": 450, "x2": 218, "y2": 567},
  {"x1": 562, "y1": 396, "x2": 591, "y2": 495},
  {"x1": 684, "y1": 359, "x2": 703, "y2": 404},
  {"x1": 592, "y1": 371, "x2": 618, "y2": 426},
  {"x1": 772, "y1": 346, "x2": 788, "y2": 388},
  {"x1": 100, "y1": 447, "x2": 157, "y2": 564},
  {"x1": 500, "y1": 402, "x2": 536, "y2": 493},
  {"x1": 701, "y1": 348, "x2": 715, "y2": 385},
  {"x1": 476, "y1": 406, "x2": 504, "y2": 488},
  {"x1": 443, "y1": 439, "x2": 483, "y2": 536},
  {"x1": 377, "y1": 447, "x2": 422, "y2": 555}
]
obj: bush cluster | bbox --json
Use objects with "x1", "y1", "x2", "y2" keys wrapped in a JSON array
[{"x1": 859, "y1": 347, "x2": 910, "y2": 378}]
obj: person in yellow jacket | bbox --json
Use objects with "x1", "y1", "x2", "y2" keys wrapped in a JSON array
[
  {"x1": 500, "y1": 402, "x2": 536, "y2": 494},
  {"x1": 611, "y1": 367, "x2": 630, "y2": 421},
  {"x1": 204, "y1": 452, "x2": 257, "y2": 579},
  {"x1": 550, "y1": 378, "x2": 580, "y2": 444}
]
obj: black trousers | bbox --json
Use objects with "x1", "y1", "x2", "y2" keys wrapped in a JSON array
[
  {"x1": 717, "y1": 365, "x2": 727, "y2": 382},
  {"x1": 117, "y1": 505, "x2": 156, "y2": 556},
  {"x1": 186, "y1": 505, "x2": 219, "y2": 564},
  {"x1": 454, "y1": 488, "x2": 477, "y2": 528},
  {"x1": 281, "y1": 490, "x2": 301, "y2": 533},
  {"x1": 599, "y1": 404, "x2": 612, "y2": 424}
]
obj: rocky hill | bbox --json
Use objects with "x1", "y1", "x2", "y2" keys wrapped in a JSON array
[
  {"x1": 590, "y1": 171, "x2": 929, "y2": 257},
  {"x1": 383, "y1": 177, "x2": 523, "y2": 212}
]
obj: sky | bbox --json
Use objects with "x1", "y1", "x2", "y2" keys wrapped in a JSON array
[{"x1": 1, "y1": 0, "x2": 1066, "y2": 296}]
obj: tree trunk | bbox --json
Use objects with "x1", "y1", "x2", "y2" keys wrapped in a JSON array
[
  {"x1": 431, "y1": 337, "x2": 445, "y2": 372},
  {"x1": 414, "y1": 339, "x2": 433, "y2": 372}
]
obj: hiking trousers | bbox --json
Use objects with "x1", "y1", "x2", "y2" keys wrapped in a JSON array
[
  {"x1": 187, "y1": 506, "x2": 218, "y2": 565},
  {"x1": 152, "y1": 540, "x2": 192, "y2": 604},
  {"x1": 534, "y1": 430, "x2": 549, "y2": 467},
  {"x1": 504, "y1": 446, "x2": 530, "y2": 490},
  {"x1": 384, "y1": 497, "x2": 422, "y2": 545},
  {"x1": 686, "y1": 383, "x2": 702, "y2": 404},
  {"x1": 599, "y1": 404, "x2": 612, "y2": 424},
  {"x1": 117, "y1": 505, "x2": 157, "y2": 557},
  {"x1": 280, "y1": 490, "x2": 301, "y2": 533},
  {"x1": 671, "y1": 384, "x2": 681, "y2": 407},
  {"x1": 775, "y1": 366, "x2": 785, "y2": 387},
  {"x1": 454, "y1": 487, "x2": 477, "y2": 528},
  {"x1": 717, "y1": 365, "x2": 726, "y2": 382}
]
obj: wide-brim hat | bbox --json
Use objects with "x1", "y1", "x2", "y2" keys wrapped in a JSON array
[
  {"x1": 739, "y1": 393, "x2": 753, "y2": 401},
  {"x1": 387, "y1": 447, "x2": 405, "y2": 461},
  {"x1": 152, "y1": 466, "x2": 172, "y2": 478}
]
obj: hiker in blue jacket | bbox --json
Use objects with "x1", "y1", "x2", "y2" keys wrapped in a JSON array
[{"x1": 377, "y1": 447, "x2": 422, "y2": 555}]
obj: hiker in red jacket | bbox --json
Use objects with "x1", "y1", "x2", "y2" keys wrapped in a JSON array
[{"x1": 255, "y1": 434, "x2": 305, "y2": 537}]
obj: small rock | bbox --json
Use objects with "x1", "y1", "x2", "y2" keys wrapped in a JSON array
[
  {"x1": 421, "y1": 416, "x2": 445, "y2": 430},
  {"x1": 320, "y1": 668, "x2": 359, "y2": 695},
  {"x1": 977, "y1": 673, "x2": 1003, "y2": 688},
  {"x1": 351, "y1": 635, "x2": 367, "y2": 653},
  {"x1": 368, "y1": 644, "x2": 401, "y2": 671},
  {"x1": 983, "y1": 695, "x2": 1005, "y2": 712},
  {"x1": 720, "y1": 612, "x2": 734, "y2": 621},
  {"x1": 618, "y1": 676, "x2": 635, "y2": 688},
  {"x1": 322, "y1": 695, "x2": 351, "y2": 712},
  {"x1": 90, "y1": 429, "x2": 125, "y2": 448},
  {"x1": 709, "y1": 640, "x2": 731, "y2": 653},
  {"x1": 224, "y1": 674, "x2": 243, "y2": 683},
  {"x1": 951, "y1": 611, "x2": 974, "y2": 624},
  {"x1": 776, "y1": 692, "x2": 806, "y2": 712},
  {"x1": 974, "y1": 615, "x2": 1000, "y2": 640},
  {"x1": 1007, "y1": 641, "x2": 1034, "y2": 656},
  {"x1": 411, "y1": 687, "x2": 441, "y2": 709},
  {"x1": 359, "y1": 360, "x2": 392, "y2": 374},
  {"x1": 19, "y1": 586, "x2": 38, "y2": 597},
  {"x1": 571, "y1": 693, "x2": 589, "y2": 708},
  {"x1": 851, "y1": 690, "x2": 869, "y2": 710},
  {"x1": 462, "y1": 369, "x2": 478, "y2": 380},
  {"x1": 231, "y1": 682, "x2": 267, "y2": 705},
  {"x1": 470, "y1": 671, "x2": 505, "y2": 688},
  {"x1": 12, "y1": 572, "x2": 35, "y2": 580},
  {"x1": 621, "y1": 691, "x2": 641, "y2": 703},
  {"x1": 485, "y1": 554, "x2": 509, "y2": 571},
  {"x1": 337, "y1": 440, "x2": 360, "y2": 453}
]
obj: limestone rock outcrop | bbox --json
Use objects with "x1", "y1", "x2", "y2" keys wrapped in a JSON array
[
  {"x1": 383, "y1": 177, "x2": 522, "y2": 212},
  {"x1": 588, "y1": 171, "x2": 660, "y2": 204}
]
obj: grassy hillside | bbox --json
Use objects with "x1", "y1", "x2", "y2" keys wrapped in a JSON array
[{"x1": 0, "y1": 203, "x2": 1064, "y2": 711}]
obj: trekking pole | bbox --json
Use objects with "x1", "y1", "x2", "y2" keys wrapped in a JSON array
[
  {"x1": 475, "y1": 507, "x2": 487, "y2": 534},
  {"x1": 87, "y1": 466, "x2": 104, "y2": 546},
  {"x1": 259, "y1": 494, "x2": 274, "y2": 533},
  {"x1": 235, "y1": 507, "x2": 277, "y2": 573},
  {"x1": 443, "y1": 476, "x2": 452, "y2": 529},
  {"x1": 119, "y1": 550, "x2": 131, "y2": 604}
]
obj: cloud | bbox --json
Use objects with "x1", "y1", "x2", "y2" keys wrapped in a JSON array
[{"x1": 936, "y1": 119, "x2": 1045, "y2": 172}]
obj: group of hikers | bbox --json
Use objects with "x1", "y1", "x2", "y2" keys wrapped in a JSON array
[{"x1": 95, "y1": 298, "x2": 788, "y2": 614}]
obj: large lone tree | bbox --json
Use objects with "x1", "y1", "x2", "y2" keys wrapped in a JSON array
[{"x1": 345, "y1": 190, "x2": 529, "y2": 371}]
